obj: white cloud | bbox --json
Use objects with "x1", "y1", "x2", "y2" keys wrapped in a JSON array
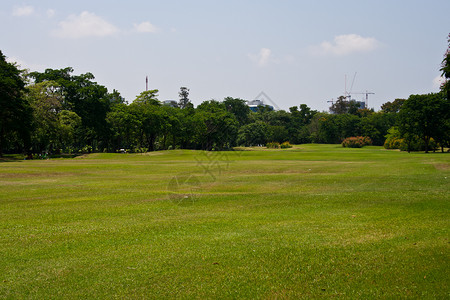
[
  {"x1": 47, "y1": 9, "x2": 56, "y2": 18},
  {"x1": 249, "y1": 48, "x2": 272, "y2": 67},
  {"x1": 12, "y1": 5, "x2": 34, "y2": 17},
  {"x1": 53, "y1": 11, "x2": 119, "y2": 39},
  {"x1": 133, "y1": 21, "x2": 159, "y2": 33},
  {"x1": 432, "y1": 75, "x2": 445, "y2": 89},
  {"x1": 312, "y1": 34, "x2": 379, "y2": 56}
]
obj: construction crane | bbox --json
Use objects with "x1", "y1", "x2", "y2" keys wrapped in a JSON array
[
  {"x1": 343, "y1": 73, "x2": 374, "y2": 108},
  {"x1": 344, "y1": 72, "x2": 357, "y2": 101}
]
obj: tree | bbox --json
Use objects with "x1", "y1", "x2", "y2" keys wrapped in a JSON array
[
  {"x1": 223, "y1": 97, "x2": 250, "y2": 125},
  {"x1": 398, "y1": 93, "x2": 449, "y2": 153},
  {"x1": 329, "y1": 96, "x2": 360, "y2": 115},
  {"x1": 194, "y1": 100, "x2": 238, "y2": 150},
  {"x1": 437, "y1": 34, "x2": 450, "y2": 151},
  {"x1": 360, "y1": 112, "x2": 396, "y2": 146},
  {"x1": 267, "y1": 125, "x2": 289, "y2": 143},
  {"x1": 288, "y1": 104, "x2": 317, "y2": 143},
  {"x1": 58, "y1": 110, "x2": 82, "y2": 152},
  {"x1": 106, "y1": 104, "x2": 140, "y2": 151},
  {"x1": 0, "y1": 50, "x2": 32, "y2": 156},
  {"x1": 381, "y1": 99, "x2": 406, "y2": 113},
  {"x1": 159, "y1": 106, "x2": 183, "y2": 150},
  {"x1": 107, "y1": 89, "x2": 126, "y2": 107},
  {"x1": 237, "y1": 121, "x2": 268, "y2": 146},
  {"x1": 30, "y1": 68, "x2": 111, "y2": 149},
  {"x1": 296, "y1": 104, "x2": 317, "y2": 124},
  {"x1": 440, "y1": 33, "x2": 450, "y2": 101},
  {"x1": 130, "y1": 91, "x2": 164, "y2": 151},
  {"x1": 134, "y1": 90, "x2": 160, "y2": 106},
  {"x1": 26, "y1": 81, "x2": 64, "y2": 152},
  {"x1": 178, "y1": 87, "x2": 190, "y2": 109}
]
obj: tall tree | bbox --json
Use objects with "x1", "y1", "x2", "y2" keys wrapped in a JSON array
[
  {"x1": 436, "y1": 35, "x2": 450, "y2": 151},
  {"x1": 440, "y1": 33, "x2": 450, "y2": 101},
  {"x1": 26, "y1": 81, "x2": 64, "y2": 152},
  {"x1": 178, "y1": 87, "x2": 190, "y2": 109},
  {"x1": 131, "y1": 90, "x2": 164, "y2": 151},
  {"x1": 398, "y1": 93, "x2": 448, "y2": 153},
  {"x1": 223, "y1": 97, "x2": 250, "y2": 125},
  {"x1": 30, "y1": 68, "x2": 111, "y2": 149},
  {"x1": 194, "y1": 100, "x2": 239, "y2": 150},
  {"x1": 106, "y1": 104, "x2": 140, "y2": 151},
  {"x1": 134, "y1": 90, "x2": 160, "y2": 106},
  {"x1": 329, "y1": 96, "x2": 360, "y2": 114},
  {"x1": 0, "y1": 50, "x2": 32, "y2": 156}
]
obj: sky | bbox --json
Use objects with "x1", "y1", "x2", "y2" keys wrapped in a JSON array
[{"x1": 1, "y1": 0, "x2": 449, "y2": 112}]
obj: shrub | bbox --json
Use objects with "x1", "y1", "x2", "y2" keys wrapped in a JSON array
[
  {"x1": 341, "y1": 136, "x2": 372, "y2": 148},
  {"x1": 266, "y1": 142, "x2": 280, "y2": 149},
  {"x1": 280, "y1": 141, "x2": 293, "y2": 149},
  {"x1": 384, "y1": 137, "x2": 404, "y2": 150},
  {"x1": 384, "y1": 127, "x2": 403, "y2": 149}
]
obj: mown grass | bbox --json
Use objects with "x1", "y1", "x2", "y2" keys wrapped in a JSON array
[{"x1": 0, "y1": 144, "x2": 449, "y2": 298}]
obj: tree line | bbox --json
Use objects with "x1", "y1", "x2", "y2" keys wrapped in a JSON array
[{"x1": 0, "y1": 36, "x2": 448, "y2": 156}]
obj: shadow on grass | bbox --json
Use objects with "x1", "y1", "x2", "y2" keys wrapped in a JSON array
[{"x1": 0, "y1": 153, "x2": 82, "y2": 163}]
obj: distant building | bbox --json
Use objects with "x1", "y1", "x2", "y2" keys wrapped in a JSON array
[
  {"x1": 246, "y1": 99, "x2": 274, "y2": 112},
  {"x1": 163, "y1": 100, "x2": 178, "y2": 108},
  {"x1": 355, "y1": 101, "x2": 366, "y2": 109}
]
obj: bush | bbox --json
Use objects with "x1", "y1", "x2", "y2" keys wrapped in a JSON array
[
  {"x1": 266, "y1": 142, "x2": 280, "y2": 149},
  {"x1": 384, "y1": 137, "x2": 404, "y2": 150},
  {"x1": 266, "y1": 141, "x2": 293, "y2": 149},
  {"x1": 341, "y1": 136, "x2": 372, "y2": 148},
  {"x1": 280, "y1": 141, "x2": 293, "y2": 149}
]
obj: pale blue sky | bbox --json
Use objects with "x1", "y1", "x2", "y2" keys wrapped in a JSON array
[{"x1": 2, "y1": 0, "x2": 449, "y2": 111}]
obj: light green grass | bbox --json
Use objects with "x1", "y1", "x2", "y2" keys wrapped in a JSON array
[{"x1": 0, "y1": 144, "x2": 449, "y2": 298}]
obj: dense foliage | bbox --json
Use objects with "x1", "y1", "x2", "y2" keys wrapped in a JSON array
[{"x1": 0, "y1": 36, "x2": 449, "y2": 155}]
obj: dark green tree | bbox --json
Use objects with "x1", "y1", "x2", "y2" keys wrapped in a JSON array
[
  {"x1": 223, "y1": 97, "x2": 250, "y2": 125},
  {"x1": 237, "y1": 121, "x2": 268, "y2": 146},
  {"x1": 194, "y1": 100, "x2": 238, "y2": 150},
  {"x1": 289, "y1": 104, "x2": 317, "y2": 143},
  {"x1": 106, "y1": 103, "x2": 141, "y2": 151},
  {"x1": 398, "y1": 93, "x2": 448, "y2": 153},
  {"x1": 329, "y1": 96, "x2": 361, "y2": 115},
  {"x1": 178, "y1": 87, "x2": 190, "y2": 109},
  {"x1": 0, "y1": 51, "x2": 32, "y2": 156},
  {"x1": 30, "y1": 68, "x2": 111, "y2": 150},
  {"x1": 440, "y1": 33, "x2": 450, "y2": 101},
  {"x1": 130, "y1": 92, "x2": 164, "y2": 151}
]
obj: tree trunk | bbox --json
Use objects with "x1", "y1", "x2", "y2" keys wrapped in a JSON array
[
  {"x1": 0, "y1": 126, "x2": 4, "y2": 157},
  {"x1": 424, "y1": 137, "x2": 430, "y2": 153}
]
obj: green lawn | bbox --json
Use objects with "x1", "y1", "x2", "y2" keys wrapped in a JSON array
[{"x1": 0, "y1": 144, "x2": 449, "y2": 298}]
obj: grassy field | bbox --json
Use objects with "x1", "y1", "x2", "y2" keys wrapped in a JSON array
[{"x1": 0, "y1": 144, "x2": 449, "y2": 298}]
